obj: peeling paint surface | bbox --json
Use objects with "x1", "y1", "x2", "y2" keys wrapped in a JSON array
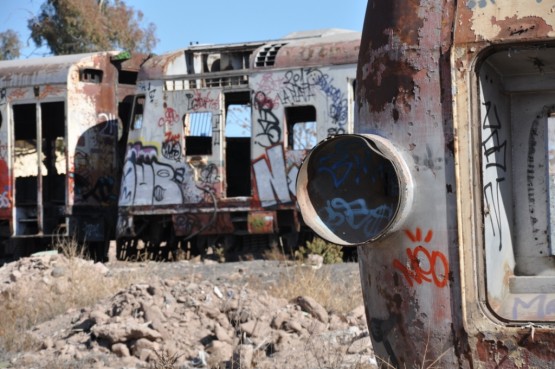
[{"x1": 456, "y1": 1, "x2": 555, "y2": 42}]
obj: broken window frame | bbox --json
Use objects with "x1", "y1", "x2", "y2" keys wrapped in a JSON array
[{"x1": 285, "y1": 105, "x2": 317, "y2": 151}]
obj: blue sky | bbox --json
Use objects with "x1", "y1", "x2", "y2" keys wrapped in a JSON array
[{"x1": 1, "y1": 0, "x2": 366, "y2": 59}]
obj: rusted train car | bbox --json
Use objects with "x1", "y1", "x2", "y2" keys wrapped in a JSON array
[
  {"x1": 0, "y1": 51, "x2": 145, "y2": 260},
  {"x1": 297, "y1": 1, "x2": 555, "y2": 368},
  {"x1": 115, "y1": 29, "x2": 360, "y2": 259}
]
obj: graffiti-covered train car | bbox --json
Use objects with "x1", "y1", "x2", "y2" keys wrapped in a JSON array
[
  {"x1": 0, "y1": 51, "x2": 145, "y2": 260},
  {"x1": 297, "y1": 0, "x2": 555, "y2": 368},
  {"x1": 115, "y1": 29, "x2": 360, "y2": 259}
]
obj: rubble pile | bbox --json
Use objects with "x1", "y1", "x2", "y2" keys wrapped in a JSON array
[{"x1": 0, "y1": 255, "x2": 376, "y2": 369}]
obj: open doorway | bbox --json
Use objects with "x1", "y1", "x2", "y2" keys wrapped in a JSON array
[
  {"x1": 12, "y1": 101, "x2": 66, "y2": 236},
  {"x1": 225, "y1": 91, "x2": 251, "y2": 197}
]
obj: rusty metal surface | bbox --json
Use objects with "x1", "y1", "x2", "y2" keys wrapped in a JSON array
[
  {"x1": 271, "y1": 30, "x2": 361, "y2": 68},
  {"x1": 247, "y1": 211, "x2": 276, "y2": 234},
  {"x1": 0, "y1": 52, "x2": 118, "y2": 87},
  {"x1": 331, "y1": 0, "x2": 555, "y2": 368},
  {"x1": 350, "y1": 0, "x2": 463, "y2": 367}
]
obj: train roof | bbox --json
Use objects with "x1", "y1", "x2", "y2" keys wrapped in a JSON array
[
  {"x1": 259, "y1": 28, "x2": 361, "y2": 69},
  {"x1": 0, "y1": 51, "x2": 140, "y2": 88},
  {"x1": 138, "y1": 29, "x2": 361, "y2": 80}
]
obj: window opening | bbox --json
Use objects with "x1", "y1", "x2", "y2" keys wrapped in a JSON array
[
  {"x1": 225, "y1": 92, "x2": 251, "y2": 197},
  {"x1": 41, "y1": 101, "x2": 66, "y2": 234},
  {"x1": 13, "y1": 104, "x2": 38, "y2": 235},
  {"x1": 478, "y1": 45, "x2": 555, "y2": 321},
  {"x1": 118, "y1": 70, "x2": 138, "y2": 85},
  {"x1": 285, "y1": 105, "x2": 317, "y2": 150},
  {"x1": 185, "y1": 111, "x2": 213, "y2": 156},
  {"x1": 79, "y1": 68, "x2": 103, "y2": 83},
  {"x1": 131, "y1": 95, "x2": 145, "y2": 130},
  {"x1": 225, "y1": 104, "x2": 251, "y2": 137}
]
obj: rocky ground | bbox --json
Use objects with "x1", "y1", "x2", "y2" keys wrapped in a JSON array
[{"x1": 0, "y1": 252, "x2": 377, "y2": 369}]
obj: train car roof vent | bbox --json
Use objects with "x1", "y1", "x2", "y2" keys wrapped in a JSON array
[{"x1": 255, "y1": 43, "x2": 286, "y2": 67}]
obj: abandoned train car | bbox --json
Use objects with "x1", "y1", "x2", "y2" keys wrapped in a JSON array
[
  {"x1": 297, "y1": 0, "x2": 555, "y2": 368},
  {"x1": 0, "y1": 51, "x2": 145, "y2": 260},
  {"x1": 115, "y1": 29, "x2": 360, "y2": 259}
]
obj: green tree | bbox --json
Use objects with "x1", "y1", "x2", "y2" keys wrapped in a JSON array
[
  {"x1": 28, "y1": 0, "x2": 158, "y2": 55},
  {"x1": 0, "y1": 30, "x2": 22, "y2": 60}
]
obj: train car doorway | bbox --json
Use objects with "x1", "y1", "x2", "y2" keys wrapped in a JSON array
[{"x1": 13, "y1": 101, "x2": 66, "y2": 236}]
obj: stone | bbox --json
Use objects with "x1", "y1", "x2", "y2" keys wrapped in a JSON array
[
  {"x1": 206, "y1": 340, "x2": 233, "y2": 363},
  {"x1": 283, "y1": 320, "x2": 304, "y2": 335},
  {"x1": 111, "y1": 343, "x2": 130, "y2": 357},
  {"x1": 89, "y1": 309, "x2": 110, "y2": 326},
  {"x1": 347, "y1": 336, "x2": 372, "y2": 354},
  {"x1": 240, "y1": 319, "x2": 271, "y2": 338},
  {"x1": 141, "y1": 301, "x2": 166, "y2": 334},
  {"x1": 296, "y1": 296, "x2": 329, "y2": 323},
  {"x1": 91, "y1": 321, "x2": 162, "y2": 344},
  {"x1": 307, "y1": 254, "x2": 324, "y2": 269},
  {"x1": 130, "y1": 337, "x2": 160, "y2": 358},
  {"x1": 215, "y1": 324, "x2": 233, "y2": 344},
  {"x1": 9, "y1": 270, "x2": 22, "y2": 282},
  {"x1": 232, "y1": 344, "x2": 254, "y2": 369},
  {"x1": 271, "y1": 311, "x2": 289, "y2": 330},
  {"x1": 93, "y1": 262, "x2": 110, "y2": 275},
  {"x1": 51, "y1": 266, "x2": 65, "y2": 278}
]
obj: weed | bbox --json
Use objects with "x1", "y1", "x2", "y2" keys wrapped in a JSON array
[
  {"x1": 54, "y1": 234, "x2": 87, "y2": 260},
  {"x1": 151, "y1": 349, "x2": 183, "y2": 369},
  {"x1": 296, "y1": 237, "x2": 344, "y2": 265}
]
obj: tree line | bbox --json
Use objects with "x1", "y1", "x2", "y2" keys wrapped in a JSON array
[{"x1": 0, "y1": 0, "x2": 158, "y2": 60}]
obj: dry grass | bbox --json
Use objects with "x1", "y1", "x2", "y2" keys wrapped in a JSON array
[
  {"x1": 375, "y1": 332, "x2": 450, "y2": 369},
  {"x1": 263, "y1": 265, "x2": 363, "y2": 314},
  {"x1": 262, "y1": 245, "x2": 291, "y2": 262},
  {"x1": 0, "y1": 238, "x2": 143, "y2": 353}
]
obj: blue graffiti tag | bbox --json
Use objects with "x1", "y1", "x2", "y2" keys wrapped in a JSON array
[
  {"x1": 316, "y1": 140, "x2": 372, "y2": 188},
  {"x1": 322, "y1": 198, "x2": 393, "y2": 239}
]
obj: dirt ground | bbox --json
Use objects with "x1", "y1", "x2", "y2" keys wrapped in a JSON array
[{"x1": 0, "y1": 249, "x2": 377, "y2": 369}]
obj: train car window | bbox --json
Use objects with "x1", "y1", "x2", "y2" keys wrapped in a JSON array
[
  {"x1": 131, "y1": 95, "x2": 145, "y2": 130},
  {"x1": 185, "y1": 111, "x2": 213, "y2": 156},
  {"x1": 225, "y1": 104, "x2": 251, "y2": 138},
  {"x1": 285, "y1": 105, "x2": 316, "y2": 150},
  {"x1": 118, "y1": 70, "x2": 138, "y2": 85},
  {"x1": 13, "y1": 104, "x2": 38, "y2": 205},
  {"x1": 478, "y1": 45, "x2": 555, "y2": 321},
  {"x1": 79, "y1": 69, "x2": 103, "y2": 83}
]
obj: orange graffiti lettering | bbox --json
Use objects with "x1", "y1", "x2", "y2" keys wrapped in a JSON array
[{"x1": 393, "y1": 228, "x2": 449, "y2": 288}]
